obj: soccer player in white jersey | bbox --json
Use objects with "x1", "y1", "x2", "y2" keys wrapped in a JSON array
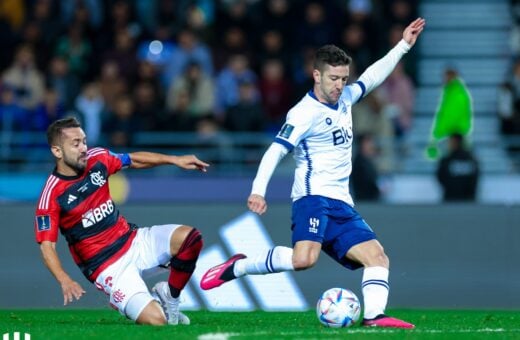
[{"x1": 201, "y1": 18, "x2": 426, "y2": 328}]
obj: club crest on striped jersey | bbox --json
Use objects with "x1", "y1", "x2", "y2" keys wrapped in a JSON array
[{"x1": 90, "y1": 171, "x2": 106, "y2": 187}]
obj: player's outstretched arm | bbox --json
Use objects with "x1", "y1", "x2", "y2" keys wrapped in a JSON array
[
  {"x1": 129, "y1": 151, "x2": 209, "y2": 172},
  {"x1": 40, "y1": 241, "x2": 86, "y2": 305},
  {"x1": 356, "y1": 17, "x2": 426, "y2": 97},
  {"x1": 402, "y1": 17, "x2": 426, "y2": 47}
]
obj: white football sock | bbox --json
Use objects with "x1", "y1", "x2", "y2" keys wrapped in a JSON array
[
  {"x1": 234, "y1": 246, "x2": 294, "y2": 277},
  {"x1": 361, "y1": 266, "x2": 389, "y2": 319}
]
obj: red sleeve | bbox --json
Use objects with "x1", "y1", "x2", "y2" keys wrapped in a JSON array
[
  {"x1": 87, "y1": 147, "x2": 128, "y2": 175},
  {"x1": 35, "y1": 176, "x2": 61, "y2": 243}
]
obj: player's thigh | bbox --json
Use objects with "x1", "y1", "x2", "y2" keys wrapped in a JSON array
[
  {"x1": 96, "y1": 257, "x2": 155, "y2": 321},
  {"x1": 135, "y1": 224, "x2": 182, "y2": 269},
  {"x1": 291, "y1": 195, "x2": 330, "y2": 245},
  {"x1": 321, "y1": 204, "x2": 378, "y2": 270},
  {"x1": 346, "y1": 239, "x2": 388, "y2": 268}
]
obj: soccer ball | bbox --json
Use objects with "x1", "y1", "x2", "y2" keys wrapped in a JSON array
[{"x1": 316, "y1": 288, "x2": 361, "y2": 328}]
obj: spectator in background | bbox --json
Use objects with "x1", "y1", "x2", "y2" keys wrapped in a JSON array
[
  {"x1": 294, "y1": 2, "x2": 335, "y2": 51},
  {"x1": 1, "y1": 44, "x2": 45, "y2": 114},
  {"x1": 166, "y1": 60, "x2": 215, "y2": 123},
  {"x1": 0, "y1": 85, "x2": 26, "y2": 132},
  {"x1": 162, "y1": 28, "x2": 213, "y2": 88},
  {"x1": 258, "y1": 59, "x2": 292, "y2": 130},
  {"x1": 160, "y1": 89, "x2": 194, "y2": 132},
  {"x1": 212, "y1": 26, "x2": 251, "y2": 72},
  {"x1": 338, "y1": 23, "x2": 372, "y2": 74},
  {"x1": 74, "y1": 81, "x2": 105, "y2": 145},
  {"x1": 497, "y1": 81, "x2": 517, "y2": 135},
  {"x1": 352, "y1": 90, "x2": 395, "y2": 174},
  {"x1": 379, "y1": 61, "x2": 415, "y2": 154},
  {"x1": 55, "y1": 23, "x2": 92, "y2": 80},
  {"x1": 427, "y1": 67, "x2": 473, "y2": 160},
  {"x1": 98, "y1": 60, "x2": 127, "y2": 112},
  {"x1": 214, "y1": 53, "x2": 259, "y2": 118},
  {"x1": 102, "y1": 29, "x2": 138, "y2": 83},
  {"x1": 134, "y1": 81, "x2": 163, "y2": 131},
  {"x1": 225, "y1": 79, "x2": 265, "y2": 132},
  {"x1": 256, "y1": 29, "x2": 291, "y2": 74},
  {"x1": 47, "y1": 56, "x2": 81, "y2": 111},
  {"x1": 351, "y1": 134, "x2": 381, "y2": 201},
  {"x1": 103, "y1": 94, "x2": 140, "y2": 148},
  {"x1": 32, "y1": 88, "x2": 65, "y2": 132},
  {"x1": 436, "y1": 133, "x2": 479, "y2": 201}
]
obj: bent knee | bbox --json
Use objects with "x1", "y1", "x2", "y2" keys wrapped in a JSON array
[
  {"x1": 292, "y1": 256, "x2": 318, "y2": 270},
  {"x1": 134, "y1": 299, "x2": 167, "y2": 325},
  {"x1": 139, "y1": 313, "x2": 167, "y2": 326},
  {"x1": 366, "y1": 249, "x2": 389, "y2": 268}
]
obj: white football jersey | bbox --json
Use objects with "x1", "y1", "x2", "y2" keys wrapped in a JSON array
[{"x1": 274, "y1": 82, "x2": 365, "y2": 206}]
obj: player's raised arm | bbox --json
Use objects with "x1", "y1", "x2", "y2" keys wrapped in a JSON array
[
  {"x1": 40, "y1": 241, "x2": 86, "y2": 305},
  {"x1": 129, "y1": 151, "x2": 209, "y2": 172},
  {"x1": 402, "y1": 17, "x2": 426, "y2": 47},
  {"x1": 355, "y1": 17, "x2": 426, "y2": 98}
]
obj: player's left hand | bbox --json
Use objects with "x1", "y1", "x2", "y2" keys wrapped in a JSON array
[
  {"x1": 403, "y1": 17, "x2": 426, "y2": 47},
  {"x1": 61, "y1": 279, "x2": 86, "y2": 306},
  {"x1": 175, "y1": 155, "x2": 210, "y2": 172}
]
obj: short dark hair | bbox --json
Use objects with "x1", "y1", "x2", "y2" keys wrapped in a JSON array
[
  {"x1": 314, "y1": 45, "x2": 352, "y2": 72},
  {"x1": 47, "y1": 117, "x2": 81, "y2": 146}
]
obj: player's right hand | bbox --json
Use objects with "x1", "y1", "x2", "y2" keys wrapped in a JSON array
[
  {"x1": 248, "y1": 194, "x2": 267, "y2": 215},
  {"x1": 61, "y1": 279, "x2": 86, "y2": 305}
]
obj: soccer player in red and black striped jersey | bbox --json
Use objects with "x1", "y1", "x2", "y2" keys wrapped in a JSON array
[{"x1": 35, "y1": 117, "x2": 208, "y2": 325}]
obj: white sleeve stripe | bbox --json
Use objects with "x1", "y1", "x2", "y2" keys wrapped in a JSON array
[
  {"x1": 38, "y1": 175, "x2": 59, "y2": 210},
  {"x1": 87, "y1": 147, "x2": 105, "y2": 156},
  {"x1": 87, "y1": 149, "x2": 105, "y2": 158}
]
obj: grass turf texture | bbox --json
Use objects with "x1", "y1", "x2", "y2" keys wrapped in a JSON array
[{"x1": 1, "y1": 309, "x2": 519, "y2": 340}]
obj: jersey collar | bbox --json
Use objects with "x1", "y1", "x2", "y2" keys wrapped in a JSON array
[
  {"x1": 308, "y1": 90, "x2": 339, "y2": 110},
  {"x1": 52, "y1": 167, "x2": 84, "y2": 181}
]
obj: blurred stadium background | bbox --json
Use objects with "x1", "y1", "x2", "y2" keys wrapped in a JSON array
[{"x1": 1, "y1": 0, "x2": 519, "y2": 311}]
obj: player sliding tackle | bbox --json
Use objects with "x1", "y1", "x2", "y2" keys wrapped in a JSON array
[
  {"x1": 201, "y1": 18, "x2": 426, "y2": 329},
  {"x1": 35, "y1": 117, "x2": 209, "y2": 325}
]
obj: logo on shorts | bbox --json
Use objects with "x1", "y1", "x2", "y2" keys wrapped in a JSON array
[
  {"x1": 113, "y1": 289, "x2": 126, "y2": 303},
  {"x1": 309, "y1": 217, "x2": 319, "y2": 233}
]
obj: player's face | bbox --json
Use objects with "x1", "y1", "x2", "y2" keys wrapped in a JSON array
[
  {"x1": 314, "y1": 64, "x2": 349, "y2": 105},
  {"x1": 54, "y1": 127, "x2": 88, "y2": 175}
]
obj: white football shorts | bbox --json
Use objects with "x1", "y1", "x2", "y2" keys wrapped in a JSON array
[{"x1": 94, "y1": 224, "x2": 180, "y2": 321}]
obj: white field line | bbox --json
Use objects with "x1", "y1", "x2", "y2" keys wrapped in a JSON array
[{"x1": 198, "y1": 328, "x2": 520, "y2": 339}]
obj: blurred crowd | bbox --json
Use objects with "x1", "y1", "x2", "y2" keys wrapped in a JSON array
[
  {"x1": 503, "y1": 0, "x2": 520, "y2": 137},
  {"x1": 0, "y1": 0, "x2": 418, "y2": 168}
]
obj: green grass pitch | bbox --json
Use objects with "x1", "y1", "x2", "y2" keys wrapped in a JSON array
[{"x1": 1, "y1": 309, "x2": 519, "y2": 339}]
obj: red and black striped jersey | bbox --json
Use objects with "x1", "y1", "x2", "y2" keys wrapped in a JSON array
[{"x1": 35, "y1": 147, "x2": 135, "y2": 282}]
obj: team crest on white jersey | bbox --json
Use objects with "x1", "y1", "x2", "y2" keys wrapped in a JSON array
[{"x1": 90, "y1": 171, "x2": 106, "y2": 187}]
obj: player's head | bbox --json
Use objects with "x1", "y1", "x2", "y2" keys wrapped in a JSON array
[
  {"x1": 47, "y1": 117, "x2": 88, "y2": 174},
  {"x1": 313, "y1": 45, "x2": 352, "y2": 105}
]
